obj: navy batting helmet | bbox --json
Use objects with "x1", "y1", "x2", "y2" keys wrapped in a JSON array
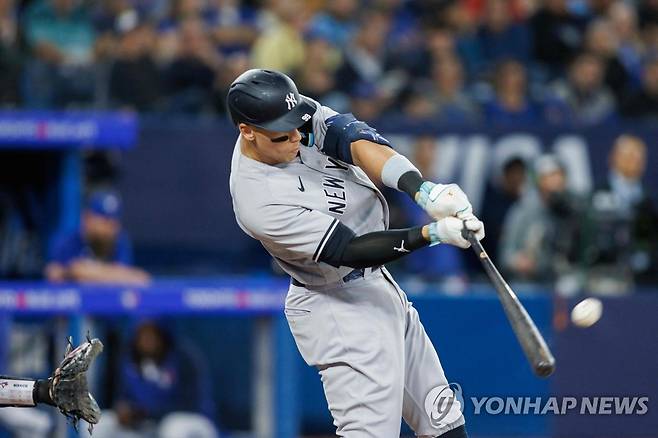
[{"x1": 227, "y1": 69, "x2": 317, "y2": 132}]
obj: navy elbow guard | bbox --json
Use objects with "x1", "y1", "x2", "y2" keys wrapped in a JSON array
[{"x1": 323, "y1": 113, "x2": 392, "y2": 164}]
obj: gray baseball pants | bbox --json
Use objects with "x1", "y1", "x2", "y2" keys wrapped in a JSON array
[{"x1": 284, "y1": 268, "x2": 465, "y2": 437}]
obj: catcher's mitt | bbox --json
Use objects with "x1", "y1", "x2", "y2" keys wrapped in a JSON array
[{"x1": 50, "y1": 336, "x2": 104, "y2": 434}]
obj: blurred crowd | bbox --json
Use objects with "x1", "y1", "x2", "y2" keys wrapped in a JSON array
[
  {"x1": 388, "y1": 132, "x2": 658, "y2": 295},
  {"x1": 3, "y1": 0, "x2": 658, "y2": 123}
]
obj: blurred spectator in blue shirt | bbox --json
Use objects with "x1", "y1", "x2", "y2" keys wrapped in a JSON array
[
  {"x1": 45, "y1": 190, "x2": 150, "y2": 284},
  {"x1": 155, "y1": 0, "x2": 211, "y2": 66},
  {"x1": 86, "y1": 320, "x2": 219, "y2": 438},
  {"x1": 158, "y1": 0, "x2": 206, "y2": 32},
  {"x1": 426, "y1": 54, "x2": 479, "y2": 123},
  {"x1": 206, "y1": 0, "x2": 259, "y2": 56},
  {"x1": 544, "y1": 52, "x2": 617, "y2": 125},
  {"x1": 482, "y1": 59, "x2": 541, "y2": 124},
  {"x1": 307, "y1": 0, "x2": 359, "y2": 48},
  {"x1": 476, "y1": 0, "x2": 531, "y2": 69},
  {"x1": 349, "y1": 81, "x2": 389, "y2": 122},
  {"x1": 394, "y1": 25, "x2": 457, "y2": 79},
  {"x1": 433, "y1": 0, "x2": 483, "y2": 80},
  {"x1": 376, "y1": 0, "x2": 421, "y2": 51},
  {"x1": 334, "y1": 8, "x2": 400, "y2": 99},
  {"x1": 22, "y1": 0, "x2": 97, "y2": 108}
]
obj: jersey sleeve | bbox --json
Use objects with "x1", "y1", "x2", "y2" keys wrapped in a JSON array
[
  {"x1": 306, "y1": 98, "x2": 338, "y2": 152},
  {"x1": 305, "y1": 97, "x2": 391, "y2": 165},
  {"x1": 240, "y1": 203, "x2": 345, "y2": 263}
]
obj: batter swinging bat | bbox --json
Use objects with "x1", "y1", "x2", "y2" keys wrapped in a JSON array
[{"x1": 462, "y1": 229, "x2": 556, "y2": 378}]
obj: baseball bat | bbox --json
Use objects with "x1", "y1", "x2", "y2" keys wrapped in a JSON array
[{"x1": 462, "y1": 229, "x2": 556, "y2": 378}]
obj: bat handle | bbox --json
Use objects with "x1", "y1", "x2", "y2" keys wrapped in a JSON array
[{"x1": 461, "y1": 223, "x2": 480, "y2": 249}]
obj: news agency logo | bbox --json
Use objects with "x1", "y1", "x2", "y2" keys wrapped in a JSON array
[
  {"x1": 471, "y1": 396, "x2": 649, "y2": 416},
  {"x1": 424, "y1": 383, "x2": 464, "y2": 428},
  {"x1": 425, "y1": 383, "x2": 649, "y2": 423},
  {"x1": 434, "y1": 383, "x2": 650, "y2": 417}
]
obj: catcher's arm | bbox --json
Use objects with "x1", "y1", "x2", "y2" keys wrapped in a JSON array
[
  {"x1": 0, "y1": 376, "x2": 50, "y2": 407},
  {"x1": 0, "y1": 337, "x2": 104, "y2": 434}
]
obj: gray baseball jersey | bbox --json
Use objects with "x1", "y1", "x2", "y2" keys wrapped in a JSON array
[
  {"x1": 230, "y1": 99, "x2": 389, "y2": 286},
  {"x1": 229, "y1": 100, "x2": 464, "y2": 437}
]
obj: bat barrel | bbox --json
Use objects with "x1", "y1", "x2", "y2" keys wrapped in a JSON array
[
  {"x1": 463, "y1": 229, "x2": 556, "y2": 378},
  {"x1": 535, "y1": 360, "x2": 556, "y2": 378}
]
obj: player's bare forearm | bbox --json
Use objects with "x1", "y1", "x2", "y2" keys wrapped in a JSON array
[
  {"x1": 350, "y1": 140, "x2": 426, "y2": 201},
  {"x1": 350, "y1": 139, "x2": 398, "y2": 186},
  {"x1": 68, "y1": 259, "x2": 151, "y2": 285}
]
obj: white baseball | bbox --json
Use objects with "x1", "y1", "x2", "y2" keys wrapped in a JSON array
[{"x1": 570, "y1": 298, "x2": 603, "y2": 328}]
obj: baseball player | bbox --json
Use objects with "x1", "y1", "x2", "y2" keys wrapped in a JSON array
[{"x1": 228, "y1": 69, "x2": 484, "y2": 437}]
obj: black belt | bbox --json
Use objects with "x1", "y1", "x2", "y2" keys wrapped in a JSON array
[{"x1": 291, "y1": 266, "x2": 380, "y2": 288}]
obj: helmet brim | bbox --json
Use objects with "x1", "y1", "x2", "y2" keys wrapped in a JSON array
[{"x1": 256, "y1": 96, "x2": 317, "y2": 132}]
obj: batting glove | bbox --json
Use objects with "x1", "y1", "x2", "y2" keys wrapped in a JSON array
[
  {"x1": 456, "y1": 212, "x2": 485, "y2": 242},
  {"x1": 428, "y1": 216, "x2": 484, "y2": 249},
  {"x1": 417, "y1": 182, "x2": 473, "y2": 221}
]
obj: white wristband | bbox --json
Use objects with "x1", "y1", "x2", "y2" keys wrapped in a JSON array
[
  {"x1": 0, "y1": 379, "x2": 36, "y2": 406},
  {"x1": 381, "y1": 154, "x2": 421, "y2": 190}
]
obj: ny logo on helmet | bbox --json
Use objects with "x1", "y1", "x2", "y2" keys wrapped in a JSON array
[{"x1": 285, "y1": 93, "x2": 297, "y2": 110}]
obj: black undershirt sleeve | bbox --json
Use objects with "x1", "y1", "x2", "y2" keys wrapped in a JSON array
[
  {"x1": 398, "y1": 170, "x2": 424, "y2": 199},
  {"x1": 318, "y1": 221, "x2": 429, "y2": 269}
]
